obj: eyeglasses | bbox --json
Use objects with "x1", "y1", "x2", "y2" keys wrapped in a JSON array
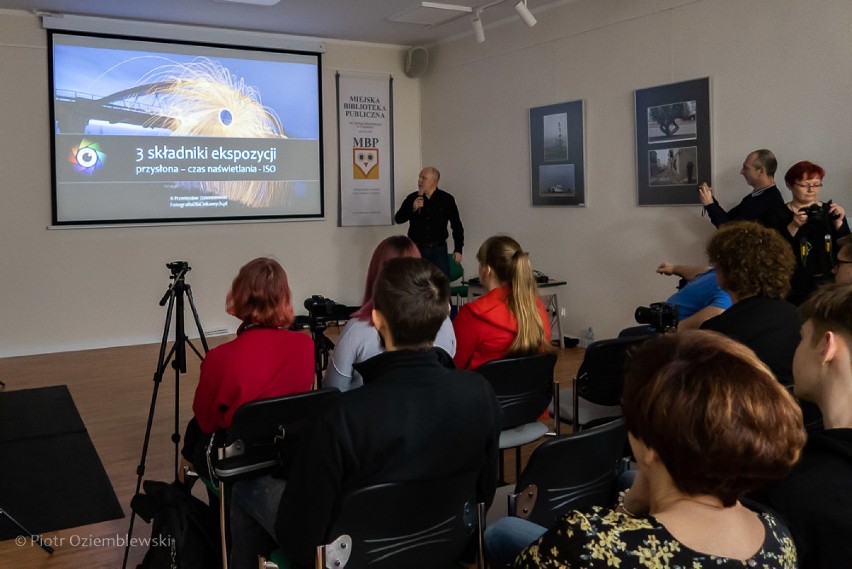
[{"x1": 794, "y1": 182, "x2": 823, "y2": 189}]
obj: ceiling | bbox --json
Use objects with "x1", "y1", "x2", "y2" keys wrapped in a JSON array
[{"x1": 0, "y1": 0, "x2": 559, "y2": 47}]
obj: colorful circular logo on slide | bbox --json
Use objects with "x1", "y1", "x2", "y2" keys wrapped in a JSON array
[{"x1": 69, "y1": 140, "x2": 106, "y2": 175}]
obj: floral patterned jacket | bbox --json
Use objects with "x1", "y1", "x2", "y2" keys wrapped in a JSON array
[{"x1": 514, "y1": 506, "x2": 797, "y2": 568}]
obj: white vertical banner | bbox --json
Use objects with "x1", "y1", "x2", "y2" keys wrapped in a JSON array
[{"x1": 336, "y1": 71, "x2": 394, "y2": 226}]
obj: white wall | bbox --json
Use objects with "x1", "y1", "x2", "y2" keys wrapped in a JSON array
[
  {"x1": 0, "y1": 10, "x2": 422, "y2": 356},
  {"x1": 421, "y1": 0, "x2": 852, "y2": 342}
]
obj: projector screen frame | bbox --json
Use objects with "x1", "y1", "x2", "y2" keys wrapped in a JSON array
[{"x1": 48, "y1": 29, "x2": 325, "y2": 227}]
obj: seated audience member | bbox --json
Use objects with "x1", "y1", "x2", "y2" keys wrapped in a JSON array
[
  {"x1": 656, "y1": 263, "x2": 731, "y2": 329},
  {"x1": 700, "y1": 221, "x2": 799, "y2": 385},
  {"x1": 228, "y1": 258, "x2": 502, "y2": 569},
  {"x1": 834, "y1": 234, "x2": 852, "y2": 284},
  {"x1": 698, "y1": 149, "x2": 784, "y2": 227},
  {"x1": 750, "y1": 283, "x2": 852, "y2": 569},
  {"x1": 622, "y1": 262, "x2": 731, "y2": 335},
  {"x1": 323, "y1": 235, "x2": 456, "y2": 391},
  {"x1": 763, "y1": 160, "x2": 850, "y2": 305},
  {"x1": 485, "y1": 331, "x2": 805, "y2": 569},
  {"x1": 453, "y1": 235, "x2": 551, "y2": 369},
  {"x1": 180, "y1": 257, "x2": 314, "y2": 480}
]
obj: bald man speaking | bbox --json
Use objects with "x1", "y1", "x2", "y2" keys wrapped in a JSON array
[{"x1": 394, "y1": 166, "x2": 464, "y2": 278}]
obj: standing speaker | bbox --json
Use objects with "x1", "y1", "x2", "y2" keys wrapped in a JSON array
[{"x1": 403, "y1": 46, "x2": 429, "y2": 78}]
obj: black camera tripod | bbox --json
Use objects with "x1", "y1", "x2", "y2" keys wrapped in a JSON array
[
  {"x1": 308, "y1": 318, "x2": 335, "y2": 388},
  {"x1": 122, "y1": 261, "x2": 209, "y2": 569}
]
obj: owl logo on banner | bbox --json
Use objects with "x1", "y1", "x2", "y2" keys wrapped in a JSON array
[{"x1": 353, "y1": 147, "x2": 379, "y2": 179}]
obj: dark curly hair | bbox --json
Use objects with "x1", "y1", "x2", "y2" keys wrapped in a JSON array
[{"x1": 706, "y1": 221, "x2": 795, "y2": 299}]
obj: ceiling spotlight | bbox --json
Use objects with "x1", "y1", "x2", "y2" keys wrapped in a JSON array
[
  {"x1": 471, "y1": 10, "x2": 485, "y2": 43},
  {"x1": 514, "y1": 0, "x2": 537, "y2": 27}
]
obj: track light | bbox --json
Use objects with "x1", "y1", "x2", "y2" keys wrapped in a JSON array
[
  {"x1": 514, "y1": 0, "x2": 537, "y2": 27},
  {"x1": 471, "y1": 10, "x2": 485, "y2": 43}
]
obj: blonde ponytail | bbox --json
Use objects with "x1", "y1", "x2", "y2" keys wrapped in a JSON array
[{"x1": 477, "y1": 236, "x2": 549, "y2": 356}]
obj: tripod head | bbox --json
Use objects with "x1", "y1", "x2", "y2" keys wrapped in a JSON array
[{"x1": 160, "y1": 261, "x2": 191, "y2": 306}]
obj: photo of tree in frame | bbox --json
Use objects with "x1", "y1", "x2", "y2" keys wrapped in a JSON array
[{"x1": 635, "y1": 78, "x2": 710, "y2": 206}]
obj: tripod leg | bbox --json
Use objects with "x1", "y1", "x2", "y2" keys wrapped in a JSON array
[
  {"x1": 0, "y1": 506, "x2": 55, "y2": 554},
  {"x1": 123, "y1": 292, "x2": 178, "y2": 569},
  {"x1": 185, "y1": 284, "x2": 210, "y2": 354}
]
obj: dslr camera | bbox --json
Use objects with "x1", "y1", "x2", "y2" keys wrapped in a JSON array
[
  {"x1": 304, "y1": 294, "x2": 338, "y2": 321},
  {"x1": 634, "y1": 302, "x2": 679, "y2": 333},
  {"x1": 800, "y1": 203, "x2": 826, "y2": 225}
]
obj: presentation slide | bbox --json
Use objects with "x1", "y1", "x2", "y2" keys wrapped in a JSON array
[{"x1": 50, "y1": 32, "x2": 323, "y2": 225}]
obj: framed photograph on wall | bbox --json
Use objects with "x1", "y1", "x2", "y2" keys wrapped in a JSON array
[
  {"x1": 529, "y1": 100, "x2": 585, "y2": 206},
  {"x1": 635, "y1": 77, "x2": 710, "y2": 206}
]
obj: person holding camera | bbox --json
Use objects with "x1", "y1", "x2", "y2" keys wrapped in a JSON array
[
  {"x1": 763, "y1": 161, "x2": 850, "y2": 305},
  {"x1": 698, "y1": 149, "x2": 784, "y2": 227},
  {"x1": 323, "y1": 235, "x2": 456, "y2": 391}
]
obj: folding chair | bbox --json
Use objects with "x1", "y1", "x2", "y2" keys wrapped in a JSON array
[
  {"x1": 207, "y1": 388, "x2": 340, "y2": 568},
  {"x1": 558, "y1": 335, "x2": 650, "y2": 430},
  {"x1": 508, "y1": 418, "x2": 628, "y2": 528},
  {"x1": 316, "y1": 471, "x2": 485, "y2": 569},
  {"x1": 476, "y1": 352, "x2": 559, "y2": 482}
]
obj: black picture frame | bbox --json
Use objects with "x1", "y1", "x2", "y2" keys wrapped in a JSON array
[
  {"x1": 529, "y1": 100, "x2": 585, "y2": 206},
  {"x1": 635, "y1": 77, "x2": 710, "y2": 206}
]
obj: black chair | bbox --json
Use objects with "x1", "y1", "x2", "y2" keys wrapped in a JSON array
[
  {"x1": 210, "y1": 387, "x2": 340, "y2": 483},
  {"x1": 315, "y1": 471, "x2": 484, "y2": 569},
  {"x1": 558, "y1": 335, "x2": 650, "y2": 430},
  {"x1": 206, "y1": 388, "x2": 339, "y2": 569},
  {"x1": 476, "y1": 352, "x2": 559, "y2": 482},
  {"x1": 508, "y1": 418, "x2": 628, "y2": 528}
]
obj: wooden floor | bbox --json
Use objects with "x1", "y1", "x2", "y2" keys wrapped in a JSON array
[{"x1": 0, "y1": 330, "x2": 584, "y2": 569}]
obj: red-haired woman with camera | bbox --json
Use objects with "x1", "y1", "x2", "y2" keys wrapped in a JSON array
[{"x1": 763, "y1": 161, "x2": 850, "y2": 305}]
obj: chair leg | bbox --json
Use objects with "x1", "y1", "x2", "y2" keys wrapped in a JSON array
[
  {"x1": 514, "y1": 448, "x2": 522, "y2": 484},
  {"x1": 476, "y1": 502, "x2": 486, "y2": 569},
  {"x1": 220, "y1": 480, "x2": 229, "y2": 569},
  {"x1": 572, "y1": 376, "x2": 580, "y2": 432}
]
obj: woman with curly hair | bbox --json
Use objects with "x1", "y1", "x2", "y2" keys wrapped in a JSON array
[
  {"x1": 699, "y1": 220, "x2": 799, "y2": 385},
  {"x1": 485, "y1": 331, "x2": 806, "y2": 568}
]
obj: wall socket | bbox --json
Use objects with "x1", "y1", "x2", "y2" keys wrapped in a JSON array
[{"x1": 204, "y1": 328, "x2": 229, "y2": 337}]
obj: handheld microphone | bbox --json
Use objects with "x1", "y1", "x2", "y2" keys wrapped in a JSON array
[{"x1": 416, "y1": 190, "x2": 424, "y2": 214}]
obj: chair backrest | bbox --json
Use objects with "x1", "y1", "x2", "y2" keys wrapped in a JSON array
[
  {"x1": 318, "y1": 470, "x2": 482, "y2": 569},
  {"x1": 476, "y1": 352, "x2": 557, "y2": 430},
  {"x1": 510, "y1": 418, "x2": 628, "y2": 528},
  {"x1": 448, "y1": 254, "x2": 464, "y2": 283},
  {"x1": 575, "y1": 336, "x2": 651, "y2": 406},
  {"x1": 212, "y1": 387, "x2": 339, "y2": 481}
]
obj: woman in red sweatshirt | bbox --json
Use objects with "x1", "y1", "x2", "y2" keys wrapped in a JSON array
[
  {"x1": 181, "y1": 257, "x2": 314, "y2": 481},
  {"x1": 453, "y1": 235, "x2": 552, "y2": 370}
]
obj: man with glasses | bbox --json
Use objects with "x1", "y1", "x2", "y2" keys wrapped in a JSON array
[{"x1": 698, "y1": 149, "x2": 784, "y2": 227}]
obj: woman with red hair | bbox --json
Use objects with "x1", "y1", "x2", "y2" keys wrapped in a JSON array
[
  {"x1": 323, "y1": 235, "x2": 456, "y2": 391},
  {"x1": 181, "y1": 257, "x2": 314, "y2": 479},
  {"x1": 764, "y1": 161, "x2": 850, "y2": 305}
]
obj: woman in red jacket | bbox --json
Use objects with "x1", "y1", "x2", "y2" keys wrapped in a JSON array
[
  {"x1": 453, "y1": 235, "x2": 551, "y2": 370},
  {"x1": 181, "y1": 257, "x2": 314, "y2": 481}
]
